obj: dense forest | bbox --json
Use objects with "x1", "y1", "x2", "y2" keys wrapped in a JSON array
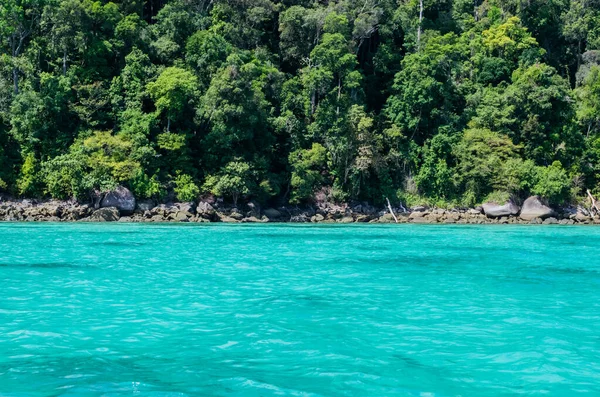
[{"x1": 1, "y1": 0, "x2": 600, "y2": 208}]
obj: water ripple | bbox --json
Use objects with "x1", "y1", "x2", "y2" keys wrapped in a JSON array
[{"x1": 0, "y1": 224, "x2": 599, "y2": 396}]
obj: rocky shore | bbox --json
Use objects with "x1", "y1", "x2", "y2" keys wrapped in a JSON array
[{"x1": 1, "y1": 188, "x2": 599, "y2": 225}]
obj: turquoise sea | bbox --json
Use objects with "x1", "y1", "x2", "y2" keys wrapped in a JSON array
[{"x1": 1, "y1": 223, "x2": 599, "y2": 396}]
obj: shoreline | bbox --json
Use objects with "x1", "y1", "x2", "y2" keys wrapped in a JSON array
[{"x1": 1, "y1": 198, "x2": 598, "y2": 225}]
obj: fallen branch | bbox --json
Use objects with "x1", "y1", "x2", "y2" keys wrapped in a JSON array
[
  {"x1": 386, "y1": 197, "x2": 398, "y2": 223},
  {"x1": 587, "y1": 189, "x2": 599, "y2": 215}
]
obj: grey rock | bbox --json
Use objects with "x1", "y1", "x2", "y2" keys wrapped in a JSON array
[
  {"x1": 543, "y1": 217, "x2": 559, "y2": 225},
  {"x1": 263, "y1": 208, "x2": 282, "y2": 219},
  {"x1": 246, "y1": 201, "x2": 261, "y2": 218},
  {"x1": 575, "y1": 212, "x2": 591, "y2": 222},
  {"x1": 482, "y1": 201, "x2": 520, "y2": 218},
  {"x1": 410, "y1": 217, "x2": 432, "y2": 224},
  {"x1": 136, "y1": 200, "x2": 154, "y2": 212},
  {"x1": 290, "y1": 215, "x2": 309, "y2": 223},
  {"x1": 242, "y1": 216, "x2": 263, "y2": 223},
  {"x1": 229, "y1": 211, "x2": 244, "y2": 220},
  {"x1": 196, "y1": 202, "x2": 215, "y2": 214},
  {"x1": 378, "y1": 213, "x2": 397, "y2": 223},
  {"x1": 100, "y1": 186, "x2": 136, "y2": 215},
  {"x1": 174, "y1": 211, "x2": 190, "y2": 222},
  {"x1": 520, "y1": 196, "x2": 555, "y2": 221},
  {"x1": 90, "y1": 207, "x2": 120, "y2": 222},
  {"x1": 177, "y1": 202, "x2": 196, "y2": 214},
  {"x1": 311, "y1": 214, "x2": 325, "y2": 222}
]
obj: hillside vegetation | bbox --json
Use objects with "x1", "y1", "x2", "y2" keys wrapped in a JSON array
[{"x1": 1, "y1": 0, "x2": 600, "y2": 207}]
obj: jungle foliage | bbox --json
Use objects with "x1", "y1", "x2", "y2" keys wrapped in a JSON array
[{"x1": 1, "y1": 0, "x2": 600, "y2": 206}]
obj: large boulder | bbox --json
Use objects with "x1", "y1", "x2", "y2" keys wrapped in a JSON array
[
  {"x1": 520, "y1": 196, "x2": 555, "y2": 221},
  {"x1": 89, "y1": 207, "x2": 120, "y2": 222},
  {"x1": 100, "y1": 186, "x2": 136, "y2": 215},
  {"x1": 263, "y1": 208, "x2": 282, "y2": 219},
  {"x1": 196, "y1": 201, "x2": 215, "y2": 214},
  {"x1": 482, "y1": 201, "x2": 520, "y2": 218},
  {"x1": 176, "y1": 202, "x2": 196, "y2": 214}
]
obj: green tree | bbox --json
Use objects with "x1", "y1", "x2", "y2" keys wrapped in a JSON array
[
  {"x1": 147, "y1": 66, "x2": 197, "y2": 131},
  {"x1": 203, "y1": 160, "x2": 256, "y2": 206},
  {"x1": 289, "y1": 142, "x2": 327, "y2": 203},
  {"x1": 43, "y1": 131, "x2": 143, "y2": 199}
]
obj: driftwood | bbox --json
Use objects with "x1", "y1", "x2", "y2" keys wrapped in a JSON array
[
  {"x1": 385, "y1": 197, "x2": 399, "y2": 223},
  {"x1": 587, "y1": 189, "x2": 599, "y2": 215}
]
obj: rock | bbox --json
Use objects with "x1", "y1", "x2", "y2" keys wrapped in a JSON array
[
  {"x1": 575, "y1": 212, "x2": 591, "y2": 222},
  {"x1": 411, "y1": 206, "x2": 427, "y2": 212},
  {"x1": 229, "y1": 211, "x2": 244, "y2": 221},
  {"x1": 197, "y1": 201, "x2": 215, "y2": 214},
  {"x1": 311, "y1": 213, "x2": 325, "y2": 222},
  {"x1": 559, "y1": 219, "x2": 574, "y2": 225},
  {"x1": 338, "y1": 216, "x2": 354, "y2": 223},
  {"x1": 410, "y1": 217, "x2": 432, "y2": 224},
  {"x1": 176, "y1": 202, "x2": 196, "y2": 214},
  {"x1": 355, "y1": 215, "x2": 372, "y2": 223},
  {"x1": 174, "y1": 211, "x2": 190, "y2": 222},
  {"x1": 100, "y1": 186, "x2": 136, "y2": 215},
  {"x1": 467, "y1": 208, "x2": 482, "y2": 215},
  {"x1": 263, "y1": 208, "x2": 282, "y2": 219},
  {"x1": 89, "y1": 207, "x2": 120, "y2": 222},
  {"x1": 219, "y1": 216, "x2": 240, "y2": 223},
  {"x1": 409, "y1": 211, "x2": 425, "y2": 219},
  {"x1": 136, "y1": 200, "x2": 154, "y2": 212},
  {"x1": 445, "y1": 212, "x2": 461, "y2": 221},
  {"x1": 529, "y1": 218, "x2": 543, "y2": 225},
  {"x1": 246, "y1": 201, "x2": 261, "y2": 218},
  {"x1": 242, "y1": 216, "x2": 263, "y2": 223},
  {"x1": 290, "y1": 215, "x2": 309, "y2": 223},
  {"x1": 482, "y1": 201, "x2": 519, "y2": 218},
  {"x1": 377, "y1": 213, "x2": 397, "y2": 223},
  {"x1": 196, "y1": 202, "x2": 217, "y2": 221},
  {"x1": 543, "y1": 217, "x2": 558, "y2": 225},
  {"x1": 519, "y1": 196, "x2": 555, "y2": 221}
]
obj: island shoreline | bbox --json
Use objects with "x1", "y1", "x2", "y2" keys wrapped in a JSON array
[{"x1": 1, "y1": 197, "x2": 598, "y2": 225}]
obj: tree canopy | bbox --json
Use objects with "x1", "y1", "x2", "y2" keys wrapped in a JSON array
[{"x1": 1, "y1": 0, "x2": 599, "y2": 207}]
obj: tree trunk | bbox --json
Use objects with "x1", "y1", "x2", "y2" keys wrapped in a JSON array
[
  {"x1": 417, "y1": 0, "x2": 423, "y2": 50},
  {"x1": 386, "y1": 197, "x2": 398, "y2": 223},
  {"x1": 13, "y1": 68, "x2": 19, "y2": 94},
  {"x1": 336, "y1": 77, "x2": 341, "y2": 116},
  {"x1": 588, "y1": 189, "x2": 599, "y2": 215},
  {"x1": 63, "y1": 49, "x2": 67, "y2": 76}
]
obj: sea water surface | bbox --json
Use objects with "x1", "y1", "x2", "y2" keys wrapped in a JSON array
[{"x1": 0, "y1": 223, "x2": 599, "y2": 396}]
